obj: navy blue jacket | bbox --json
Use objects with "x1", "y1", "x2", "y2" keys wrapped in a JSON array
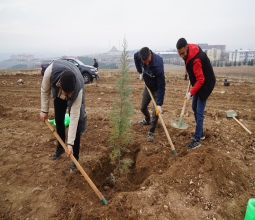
[{"x1": 134, "y1": 51, "x2": 165, "y2": 106}]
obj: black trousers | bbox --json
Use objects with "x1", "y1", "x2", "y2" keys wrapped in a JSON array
[
  {"x1": 140, "y1": 87, "x2": 159, "y2": 133},
  {"x1": 54, "y1": 97, "x2": 81, "y2": 160}
]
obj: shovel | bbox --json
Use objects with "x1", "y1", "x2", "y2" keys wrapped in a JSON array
[
  {"x1": 226, "y1": 110, "x2": 252, "y2": 134},
  {"x1": 170, "y1": 81, "x2": 190, "y2": 129},
  {"x1": 146, "y1": 86, "x2": 177, "y2": 156},
  {"x1": 45, "y1": 120, "x2": 107, "y2": 205}
]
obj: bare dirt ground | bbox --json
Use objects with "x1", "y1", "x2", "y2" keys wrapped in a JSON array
[{"x1": 0, "y1": 66, "x2": 255, "y2": 220}]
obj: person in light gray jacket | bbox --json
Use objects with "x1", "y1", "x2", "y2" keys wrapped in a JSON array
[{"x1": 39, "y1": 60, "x2": 86, "y2": 173}]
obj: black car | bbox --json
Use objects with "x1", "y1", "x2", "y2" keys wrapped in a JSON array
[
  {"x1": 40, "y1": 59, "x2": 55, "y2": 76},
  {"x1": 61, "y1": 58, "x2": 99, "y2": 84},
  {"x1": 40, "y1": 58, "x2": 99, "y2": 84}
]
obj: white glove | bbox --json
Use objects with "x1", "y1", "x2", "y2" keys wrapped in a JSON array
[
  {"x1": 155, "y1": 105, "x2": 162, "y2": 116},
  {"x1": 184, "y1": 92, "x2": 192, "y2": 101},
  {"x1": 139, "y1": 73, "x2": 143, "y2": 80}
]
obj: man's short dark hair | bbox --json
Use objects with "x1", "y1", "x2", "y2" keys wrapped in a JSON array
[
  {"x1": 60, "y1": 70, "x2": 76, "y2": 93},
  {"x1": 176, "y1": 38, "x2": 187, "y2": 49},
  {"x1": 140, "y1": 47, "x2": 150, "y2": 60}
]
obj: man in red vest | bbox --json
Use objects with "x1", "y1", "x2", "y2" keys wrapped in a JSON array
[{"x1": 176, "y1": 38, "x2": 216, "y2": 149}]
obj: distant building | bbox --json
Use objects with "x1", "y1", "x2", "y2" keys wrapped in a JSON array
[
  {"x1": 198, "y1": 43, "x2": 226, "y2": 52},
  {"x1": 107, "y1": 46, "x2": 121, "y2": 55},
  {"x1": 11, "y1": 54, "x2": 34, "y2": 61},
  {"x1": 205, "y1": 48, "x2": 222, "y2": 61},
  {"x1": 156, "y1": 51, "x2": 178, "y2": 57},
  {"x1": 155, "y1": 51, "x2": 179, "y2": 65},
  {"x1": 229, "y1": 49, "x2": 255, "y2": 62}
]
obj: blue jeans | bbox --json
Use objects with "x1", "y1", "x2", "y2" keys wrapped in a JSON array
[{"x1": 192, "y1": 94, "x2": 206, "y2": 141}]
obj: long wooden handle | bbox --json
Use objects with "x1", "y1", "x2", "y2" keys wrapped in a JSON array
[
  {"x1": 146, "y1": 86, "x2": 177, "y2": 155},
  {"x1": 233, "y1": 116, "x2": 252, "y2": 134},
  {"x1": 180, "y1": 99, "x2": 187, "y2": 118},
  {"x1": 180, "y1": 81, "x2": 190, "y2": 117},
  {"x1": 45, "y1": 120, "x2": 107, "y2": 204}
]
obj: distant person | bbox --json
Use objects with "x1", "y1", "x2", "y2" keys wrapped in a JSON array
[
  {"x1": 134, "y1": 47, "x2": 166, "y2": 142},
  {"x1": 184, "y1": 70, "x2": 188, "y2": 80},
  {"x1": 39, "y1": 60, "x2": 87, "y2": 173},
  {"x1": 93, "y1": 58, "x2": 98, "y2": 70},
  {"x1": 176, "y1": 38, "x2": 215, "y2": 149}
]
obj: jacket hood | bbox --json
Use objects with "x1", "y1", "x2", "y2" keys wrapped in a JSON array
[{"x1": 186, "y1": 44, "x2": 200, "y2": 64}]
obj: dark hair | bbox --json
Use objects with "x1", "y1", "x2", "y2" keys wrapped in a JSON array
[
  {"x1": 94, "y1": 58, "x2": 96, "y2": 61},
  {"x1": 139, "y1": 47, "x2": 150, "y2": 60},
  {"x1": 176, "y1": 38, "x2": 187, "y2": 49},
  {"x1": 59, "y1": 70, "x2": 76, "y2": 93}
]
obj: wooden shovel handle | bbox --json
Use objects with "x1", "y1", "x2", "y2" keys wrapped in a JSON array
[
  {"x1": 146, "y1": 86, "x2": 177, "y2": 155},
  {"x1": 45, "y1": 120, "x2": 107, "y2": 204},
  {"x1": 180, "y1": 81, "x2": 190, "y2": 117},
  {"x1": 233, "y1": 116, "x2": 252, "y2": 134}
]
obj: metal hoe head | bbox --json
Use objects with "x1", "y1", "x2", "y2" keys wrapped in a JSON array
[
  {"x1": 226, "y1": 110, "x2": 237, "y2": 118},
  {"x1": 170, "y1": 118, "x2": 189, "y2": 129}
]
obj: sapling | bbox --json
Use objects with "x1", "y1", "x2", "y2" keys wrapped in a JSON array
[{"x1": 109, "y1": 37, "x2": 134, "y2": 180}]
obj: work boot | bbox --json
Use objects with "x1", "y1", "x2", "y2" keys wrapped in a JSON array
[
  {"x1": 52, "y1": 148, "x2": 65, "y2": 160},
  {"x1": 70, "y1": 162, "x2": 77, "y2": 173},
  {"x1": 138, "y1": 119, "x2": 151, "y2": 125}
]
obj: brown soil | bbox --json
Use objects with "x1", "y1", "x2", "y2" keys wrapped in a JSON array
[{"x1": 0, "y1": 66, "x2": 255, "y2": 220}]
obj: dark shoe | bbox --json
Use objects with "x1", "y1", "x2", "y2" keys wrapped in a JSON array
[
  {"x1": 70, "y1": 162, "x2": 77, "y2": 173},
  {"x1": 147, "y1": 132, "x2": 154, "y2": 142},
  {"x1": 187, "y1": 139, "x2": 201, "y2": 149},
  {"x1": 138, "y1": 119, "x2": 151, "y2": 125},
  {"x1": 52, "y1": 148, "x2": 65, "y2": 160}
]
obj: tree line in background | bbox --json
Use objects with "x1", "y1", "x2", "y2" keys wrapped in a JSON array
[
  {"x1": 9, "y1": 64, "x2": 28, "y2": 69},
  {"x1": 210, "y1": 59, "x2": 254, "y2": 67}
]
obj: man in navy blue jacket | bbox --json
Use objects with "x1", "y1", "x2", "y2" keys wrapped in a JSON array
[{"x1": 134, "y1": 47, "x2": 165, "y2": 142}]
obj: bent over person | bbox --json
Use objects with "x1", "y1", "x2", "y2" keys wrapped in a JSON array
[
  {"x1": 134, "y1": 47, "x2": 166, "y2": 142},
  {"x1": 40, "y1": 60, "x2": 86, "y2": 172},
  {"x1": 176, "y1": 38, "x2": 216, "y2": 149}
]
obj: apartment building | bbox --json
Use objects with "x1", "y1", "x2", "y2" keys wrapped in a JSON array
[
  {"x1": 229, "y1": 49, "x2": 255, "y2": 62},
  {"x1": 11, "y1": 54, "x2": 34, "y2": 61},
  {"x1": 205, "y1": 48, "x2": 222, "y2": 61}
]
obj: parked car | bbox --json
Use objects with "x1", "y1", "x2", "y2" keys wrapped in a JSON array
[
  {"x1": 40, "y1": 59, "x2": 55, "y2": 76},
  {"x1": 40, "y1": 58, "x2": 99, "y2": 84},
  {"x1": 60, "y1": 58, "x2": 99, "y2": 84}
]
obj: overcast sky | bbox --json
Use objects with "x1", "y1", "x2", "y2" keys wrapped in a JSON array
[{"x1": 0, "y1": 0, "x2": 255, "y2": 57}]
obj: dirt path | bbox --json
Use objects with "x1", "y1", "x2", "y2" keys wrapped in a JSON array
[{"x1": 0, "y1": 66, "x2": 255, "y2": 220}]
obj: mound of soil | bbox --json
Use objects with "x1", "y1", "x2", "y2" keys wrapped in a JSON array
[{"x1": 0, "y1": 66, "x2": 254, "y2": 220}]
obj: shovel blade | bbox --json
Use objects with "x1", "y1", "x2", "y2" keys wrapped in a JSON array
[
  {"x1": 226, "y1": 110, "x2": 237, "y2": 118},
  {"x1": 170, "y1": 119, "x2": 189, "y2": 129}
]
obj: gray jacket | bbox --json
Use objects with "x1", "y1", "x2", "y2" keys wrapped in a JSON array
[{"x1": 41, "y1": 60, "x2": 85, "y2": 145}]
